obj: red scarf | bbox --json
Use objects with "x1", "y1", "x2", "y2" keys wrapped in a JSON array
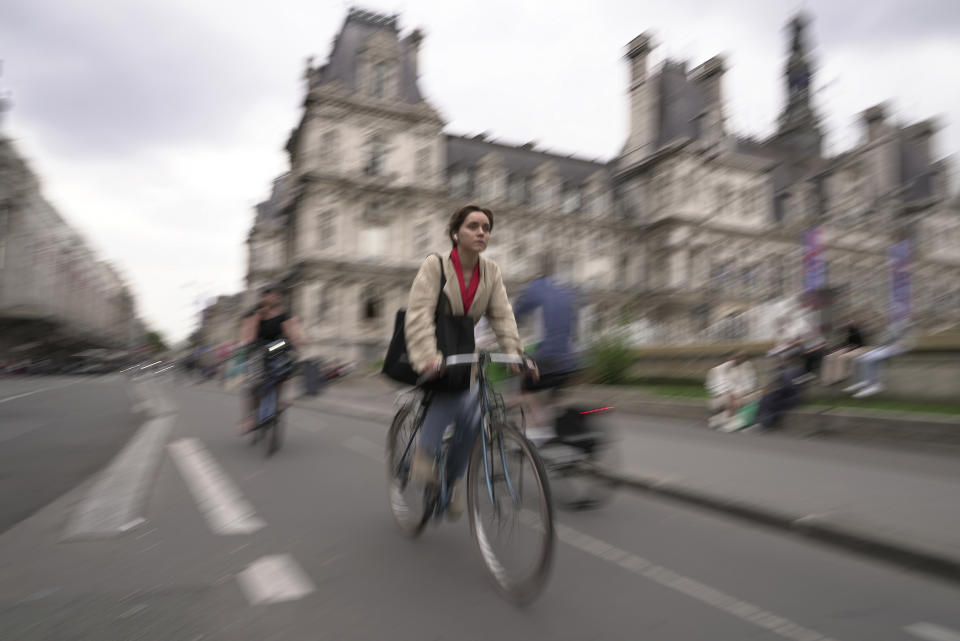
[{"x1": 450, "y1": 247, "x2": 480, "y2": 315}]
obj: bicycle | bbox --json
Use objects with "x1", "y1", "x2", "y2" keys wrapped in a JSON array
[
  {"x1": 510, "y1": 387, "x2": 619, "y2": 511},
  {"x1": 248, "y1": 338, "x2": 294, "y2": 457},
  {"x1": 386, "y1": 351, "x2": 555, "y2": 605}
]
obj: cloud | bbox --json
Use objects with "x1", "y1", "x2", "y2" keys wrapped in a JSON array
[
  {"x1": 2, "y1": 0, "x2": 958, "y2": 343},
  {"x1": 1, "y1": 0, "x2": 290, "y2": 159}
]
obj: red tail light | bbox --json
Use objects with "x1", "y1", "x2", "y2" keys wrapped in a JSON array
[{"x1": 579, "y1": 406, "x2": 614, "y2": 415}]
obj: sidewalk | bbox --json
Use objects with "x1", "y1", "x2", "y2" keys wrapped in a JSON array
[{"x1": 295, "y1": 376, "x2": 960, "y2": 583}]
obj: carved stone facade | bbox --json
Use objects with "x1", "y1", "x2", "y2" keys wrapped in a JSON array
[
  {"x1": 246, "y1": 9, "x2": 960, "y2": 361},
  {"x1": 0, "y1": 136, "x2": 141, "y2": 357}
]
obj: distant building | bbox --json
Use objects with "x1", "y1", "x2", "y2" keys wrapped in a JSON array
[
  {"x1": 0, "y1": 136, "x2": 141, "y2": 359},
  {"x1": 199, "y1": 293, "x2": 244, "y2": 353},
  {"x1": 246, "y1": 8, "x2": 960, "y2": 361}
]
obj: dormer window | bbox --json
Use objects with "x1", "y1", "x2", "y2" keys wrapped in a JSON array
[{"x1": 371, "y1": 62, "x2": 388, "y2": 99}]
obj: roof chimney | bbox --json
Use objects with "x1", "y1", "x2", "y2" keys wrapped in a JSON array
[
  {"x1": 404, "y1": 28, "x2": 424, "y2": 79},
  {"x1": 861, "y1": 103, "x2": 887, "y2": 142},
  {"x1": 691, "y1": 55, "x2": 726, "y2": 141}
]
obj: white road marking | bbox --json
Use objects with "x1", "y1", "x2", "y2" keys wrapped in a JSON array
[
  {"x1": 63, "y1": 415, "x2": 175, "y2": 540},
  {"x1": 237, "y1": 554, "x2": 315, "y2": 605},
  {"x1": 0, "y1": 379, "x2": 81, "y2": 405},
  {"x1": 168, "y1": 438, "x2": 265, "y2": 535},
  {"x1": 554, "y1": 520, "x2": 841, "y2": 641},
  {"x1": 343, "y1": 435, "x2": 385, "y2": 463},
  {"x1": 906, "y1": 623, "x2": 960, "y2": 641}
]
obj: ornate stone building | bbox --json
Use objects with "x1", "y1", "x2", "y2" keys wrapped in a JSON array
[
  {"x1": 246, "y1": 9, "x2": 960, "y2": 361},
  {"x1": 0, "y1": 136, "x2": 141, "y2": 358}
]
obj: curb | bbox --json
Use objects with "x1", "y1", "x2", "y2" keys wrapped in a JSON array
[
  {"x1": 603, "y1": 469, "x2": 960, "y2": 586},
  {"x1": 312, "y1": 395, "x2": 960, "y2": 586}
]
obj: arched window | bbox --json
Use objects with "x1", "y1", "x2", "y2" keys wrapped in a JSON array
[
  {"x1": 365, "y1": 136, "x2": 386, "y2": 176},
  {"x1": 362, "y1": 285, "x2": 382, "y2": 321}
]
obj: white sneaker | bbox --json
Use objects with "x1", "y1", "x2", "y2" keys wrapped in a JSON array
[
  {"x1": 719, "y1": 416, "x2": 743, "y2": 433},
  {"x1": 853, "y1": 384, "x2": 884, "y2": 398},
  {"x1": 525, "y1": 426, "x2": 556, "y2": 445},
  {"x1": 446, "y1": 483, "x2": 464, "y2": 522},
  {"x1": 843, "y1": 381, "x2": 867, "y2": 393}
]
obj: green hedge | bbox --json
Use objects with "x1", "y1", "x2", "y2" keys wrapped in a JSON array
[{"x1": 585, "y1": 332, "x2": 634, "y2": 385}]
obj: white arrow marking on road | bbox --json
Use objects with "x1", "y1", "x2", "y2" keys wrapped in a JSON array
[
  {"x1": 168, "y1": 438, "x2": 265, "y2": 535},
  {"x1": 906, "y1": 623, "x2": 960, "y2": 641},
  {"x1": 64, "y1": 415, "x2": 175, "y2": 539},
  {"x1": 237, "y1": 555, "x2": 315, "y2": 605}
]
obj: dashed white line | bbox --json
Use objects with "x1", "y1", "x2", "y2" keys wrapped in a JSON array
[
  {"x1": 237, "y1": 555, "x2": 315, "y2": 605},
  {"x1": 168, "y1": 438, "x2": 265, "y2": 535},
  {"x1": 553, "y1": 520, "x2": 841, "y2": 641},
  {"x1": 906, "y1": 623, "x2": 960, "y2": 641}
]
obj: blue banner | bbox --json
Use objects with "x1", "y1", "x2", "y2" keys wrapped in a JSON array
[
  {"x1": 803, "y1": 227, "x2": 827, "y2": 292},
  {"x1": 888, "y1": 240, "x2": 911, "y2": 323}
]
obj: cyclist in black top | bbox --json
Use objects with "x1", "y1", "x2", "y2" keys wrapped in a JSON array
[{"x1": 238, "y1": 283, "x2": 306, "y2": 434}]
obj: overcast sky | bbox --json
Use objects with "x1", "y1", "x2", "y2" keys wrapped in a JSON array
[{"x1": 2, "y1": 0, "x2": 958, "y2": 344}]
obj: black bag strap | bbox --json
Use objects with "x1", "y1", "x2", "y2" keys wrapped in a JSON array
[{"x1": 434, "y1": 253, "x2": 447, "y2": 316}]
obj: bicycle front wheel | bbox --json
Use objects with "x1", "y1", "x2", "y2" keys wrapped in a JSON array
[
  {"x1": 467, "y1": 422, "x2": 555, "y2": 605},
  {"x1": 386, "y1": 404, "x2": 430, "y2": 537}
]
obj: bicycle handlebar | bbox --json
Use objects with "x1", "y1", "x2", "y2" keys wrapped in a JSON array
[
  {"x1": 444, "y1": 352, "x2": 526, "y2": 367},
  {"x1": 413, "y1": 352, "x2": 534, "y2": 387}
]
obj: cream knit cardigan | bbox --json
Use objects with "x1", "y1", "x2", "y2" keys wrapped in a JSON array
[{"x1": 404, "y1": 252, "x2": 523, "y2": 375}]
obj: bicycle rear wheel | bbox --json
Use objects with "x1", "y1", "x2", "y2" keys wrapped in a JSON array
[
  {"x1": 542, "y1": 409, "x2": 619, "y2": 511},
  {"x1": 386, "y1": 404, "x2": 431, "y2": 537},
  {"x1": 467, "y1": 422, "x2": 554, "y2": 605}
]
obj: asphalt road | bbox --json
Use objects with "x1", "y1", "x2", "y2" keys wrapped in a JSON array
[
  {"x1": 0, "y1": 375, "x2": 142, "y2": 534},
  {"x1": 2, "y1": 376, "x2": 960, "y2": 640}
]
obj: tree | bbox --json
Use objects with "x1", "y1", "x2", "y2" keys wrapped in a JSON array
[{"x1": 145, "y1": 330, "x2": 169, "y2": 354}]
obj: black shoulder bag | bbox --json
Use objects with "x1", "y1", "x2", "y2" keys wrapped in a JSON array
[{"x1": 382, "y1": 255, "x2": 475, "y2": 391}]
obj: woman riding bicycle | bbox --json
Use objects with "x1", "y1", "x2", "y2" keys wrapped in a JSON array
[
  {"x1": 238, "y1": 283, "x2": 306, "y2": 434},
  {"x1": 405, "y1": 204, "x2": 527, "y2": 520}
]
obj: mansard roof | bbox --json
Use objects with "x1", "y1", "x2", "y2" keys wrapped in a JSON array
[
  {"x1": 445, "y1": 134, "x2": 610, "y2": 187},
  {"x1": 314, "y1": 7, "x2": 423, "y2": 104}
]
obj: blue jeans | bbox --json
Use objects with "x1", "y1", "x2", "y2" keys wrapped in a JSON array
[
  {"x1": 854, "y1": 346, "x2": 905, "y2": 386},
  {"x1": 419, "y1": 386, "x2": 482, "y2": 482}
]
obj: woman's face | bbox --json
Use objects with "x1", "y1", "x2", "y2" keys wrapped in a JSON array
[
  {"x1": 457, "y1": 211, "x2": 491, "y2": 253},
  {"x1": 261, "y1": 291, "x2": 281, "y2": 310}
]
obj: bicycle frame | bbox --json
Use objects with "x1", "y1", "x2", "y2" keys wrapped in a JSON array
[
  {"x1": 253, "y1": 342, "x2": 291, "y2": 428},
  {"x1": 395, "y1": 351, "x2": 526, "y2": 519}
]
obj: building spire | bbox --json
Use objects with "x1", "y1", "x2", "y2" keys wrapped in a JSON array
[{"x1": 777, "y1": 12, "x2": 822, "y2": 156}]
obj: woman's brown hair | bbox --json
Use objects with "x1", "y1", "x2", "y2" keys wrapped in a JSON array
[{"x1": 447, "y1": 205, "x2": 494, "y2": 247}]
